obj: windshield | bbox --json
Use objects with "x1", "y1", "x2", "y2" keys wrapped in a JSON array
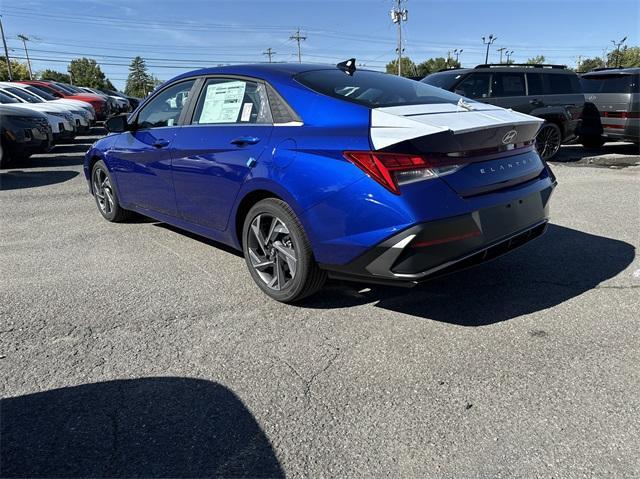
[
  {"x1": 421, "y1": 71, "x2": 465, "y2": 90},
  {"x1": 24, "y1": 85, "x2": 56, "y2": 100},
  {"x1": 0, "y1": 91, "x2": 20, "y2": 103},
  {"x1": 581, "y1": 74, "x2": 639, "y2": 94},
  {"x1": 4, "y1": 86, "x2": 43, "y2": 103},
  {"x1": 295, "y1": 69, "x2": 465, "y2": 108},
  {"x1": 53, "y1": 82, "x2": 81, "y2": 94},
  {"x1": 29, "y1": 84, "x2": 63, "y2": 98}
]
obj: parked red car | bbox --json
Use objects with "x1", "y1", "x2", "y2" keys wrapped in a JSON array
[{"x1": 18, "y1": 80, "x2": 109, "y2": 120}]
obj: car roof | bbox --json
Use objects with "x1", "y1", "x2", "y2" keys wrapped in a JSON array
[
  {"x1": 168, "y1": 63, "x2": 373, "y2": 84},
  {"x1": 582, "y1": 67, "x2": 640, "y2": 76}
]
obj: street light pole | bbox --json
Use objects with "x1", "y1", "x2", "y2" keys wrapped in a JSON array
[
  {"x1": 505, "y1": 50, "x2": 514, "y2": 63},
  {"x1": 454, "y1": 48, "x2": 463, "y2": 64},
  {"x1": 611, "y1": 36, "x2": 627, "y2": 68},
  {"x1": 0, "y1": 16, "x2": 13, "y2": 81},
  {"x1": 482, "y1": 34, "x2": 497, "y2": 64},
  {"x1": 17, "y1": 34, "x2": 33, "y2": 79}
]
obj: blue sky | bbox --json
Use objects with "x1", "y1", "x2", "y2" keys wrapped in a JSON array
[{"x1": 1, "y1": 0, "x2": 638, "y2": 90}]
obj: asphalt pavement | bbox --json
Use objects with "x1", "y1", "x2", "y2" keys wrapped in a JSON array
[{"x1": 1, "y1": 129, "x2": 639, "y2": 478}]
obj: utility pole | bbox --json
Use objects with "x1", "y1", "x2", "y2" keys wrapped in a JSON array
[
  {"x1": 611, "y1": 36, "x2": 627, "y2": 68},
  {"x1": 0, "y1": 16, "x2": 13, "y2": 81},
  {"x1": 453, "y1": 48, "x2": 463, "y2": 64},
  {"x1": 496, "y1": 47, "x2": 506, "y2": 64},
  {"x1": 263, "y1": 47, "x2": 276, "y2": 63},
  {"x1": 17, "y1": 34, "x2": 32, "y2": 79},
  {"x1": 391, "y1": 0, "x2": 408, "y2": 76},
  {"x1": 505, "y1": 50, "x2": 514, "y2": 63},
  {"x1": 481, "y1": 34, "x2": 497, "y2": 64},
  {"x1": 289, "y1": 28, "x2": 306, "y2": 63}
]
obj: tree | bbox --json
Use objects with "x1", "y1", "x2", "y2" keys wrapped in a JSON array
[
  {"x1": 68, "y1": 58, "x2": 108, "y2": 88},
  {"x1": 608, "y1": 46, "x2": 640, "y2": 68},
  {"x1": 0, "y1": 58, "x2": 30, "y2": 81},
  {"x1": 125, "y1": 56, "x2": 155, "y2": 97},
  {"x1": 385, "y1": 57, "x2": 417, "y2": 77},
  {"x1": 416, "y1": 57, "x2": 460, "y2": 77},
  {"x1": 526, "y1": 55, "x2": 546, "y2": 65},
  {"x1": 38, "y1": 69, "x2": 71, "y2": 83},
  {"x1": 579, "y1": 57, "x2": 605, "y2": 72}
]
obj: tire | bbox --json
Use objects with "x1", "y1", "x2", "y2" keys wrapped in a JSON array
[
  {"x1": 91, "y1": 160, "x2": 132, "y2": 222},
  {"x1": 535, "y1": 122, "x2": 562, "y2": 160},
  {"x1": 580, "y1": 135, "x2": 605, "y2": 149},
  {"x1": 242, "y1": 198, "x2": 326, "y2": 303}
]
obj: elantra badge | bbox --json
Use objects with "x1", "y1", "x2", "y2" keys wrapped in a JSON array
[{"x1": 502, "y1": 130, "x2": 518, "y2": 144}]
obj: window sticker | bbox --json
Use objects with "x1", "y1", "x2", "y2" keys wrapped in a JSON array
[
  {"x1": 198, "y1": 81, "x2": 246, "y2": 124},
  {"x1": 240, "y1": 103, "x2": 253, "y2": 122}
]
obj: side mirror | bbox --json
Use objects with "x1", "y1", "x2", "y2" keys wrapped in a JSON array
[{"x1": 105, "y1": 114, "x2": 129, "y2": 133}]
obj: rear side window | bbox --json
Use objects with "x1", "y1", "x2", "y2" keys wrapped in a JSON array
[
  {"x1": 581, "y1": 74, "x2": 639, "y2": 93},
  {"x1": 296, "y1": 69, "x2": 464, "y2": 108},
  {"x1": 527, "y1": 73, "x2": 544, "y2": 95},
  {"x1": 491, "y1": 73, "x2": 526, "y2": 97},
  {"x1": 547, "y1": 74, "x2": 581, "y2": 94},
  {"x1": 192, "y1": 78, "x2": 272, "y2": 124},
  {"x1": 454, "y1": 73, "x2": 491, "y2": 99}
]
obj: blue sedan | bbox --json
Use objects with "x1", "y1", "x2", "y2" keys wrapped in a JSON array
[{"x1": 84, "y1": 61, "x2": 555, "y2": 302}]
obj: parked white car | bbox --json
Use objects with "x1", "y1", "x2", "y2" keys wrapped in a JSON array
[
  {"x1": 0, "y1": 84, "x2": 91, "y2": 133},
  {"x1": 0, "y1": 90, "x2": 75, "y2": 142},
  {"x1": 9, "y1": 82, "x2": 96, "y2": 122}
]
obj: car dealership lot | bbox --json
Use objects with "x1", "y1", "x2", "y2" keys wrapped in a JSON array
[{"x1": 1, "y1": 129, "x2": 639, "y2": 477}]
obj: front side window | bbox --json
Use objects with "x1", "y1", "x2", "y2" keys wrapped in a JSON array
[
  {"x1": 136, "y1": 80, "x2": 195, "y2": 129},
  {"x1": 0, "y1": 91, "x2": 19, "y2": 104},
  {"x1": 491, "y1": 73, "x2": 526, "y2": 97},
  {"x1": 421, "y1": 71, "x2": 464, "y2": 90},
  {"x1": 192, "y1": 78, "x2": 272, "y2": 124},
  {"x1": 455, "y1": 73, "x2": 491, "y2": 99},
  {"x1": 296, "y1": 69, "x2": 464, "y2": 107}
]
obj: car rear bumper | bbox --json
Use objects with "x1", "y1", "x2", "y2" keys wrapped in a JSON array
[{"x1": 321, "y1": 183, "x2": 554, "y2": 285}]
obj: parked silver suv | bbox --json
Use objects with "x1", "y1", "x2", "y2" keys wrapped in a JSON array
[{"x1": 580, "y1": 68, "x2": 640, "y2": 147}]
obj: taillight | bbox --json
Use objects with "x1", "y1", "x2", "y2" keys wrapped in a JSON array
[{"x1": 343, "y1": 151, "x2": 459, "y2": 194}]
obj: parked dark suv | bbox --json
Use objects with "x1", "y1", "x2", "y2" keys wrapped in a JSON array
[
  {"x1": 579, "y1": 67, "x2": 639, "y2": 147},
  {"x1": 422, "y1": 64, "x2": 585, "y2": 160},
  {"x1": 0, "y1": 105, "x2": 53, "y2": 168}
]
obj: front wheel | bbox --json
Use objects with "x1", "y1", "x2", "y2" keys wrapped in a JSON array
[
  {"x1": 242, "y1": 198, "x2": 326, "y2": 303},
  {"x1": 91, "y1": 160, "x2": 132, "y2": 222},
  {"x1": 535, "y1": 122, "x2": 562, "y2": 160}
]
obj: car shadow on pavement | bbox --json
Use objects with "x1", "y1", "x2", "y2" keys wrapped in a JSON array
[
  {"x1": 302, "y1": 224, "x2": 635, "y2": 326},
  {"x1": 1, "y1": 377, "x2": 284, "y2": 478},
  {"x1": 0, "y1": 170, "x2": 79, "y2": 191}
]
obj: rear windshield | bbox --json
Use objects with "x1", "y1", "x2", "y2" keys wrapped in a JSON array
[
  {"x1": 581, "y1": 74, "x2": 639, "y2": 93},
  {"x1": 421, "y1": 71, "x2": 465, "y2": 90},
  {"x1": 296, "y1": 69, "x2": 464, "y2": 108}
]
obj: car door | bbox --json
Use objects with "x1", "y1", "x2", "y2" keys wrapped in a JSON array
[
  {"x1": 170, "y1": 77, "x2": 274, "y2": 230},
  {"x1": 109, "y1": 79, "x2": 196, "y2": 216},
  {"x1": 484, "y1": 72, "x2": 532, "y2": 113}
]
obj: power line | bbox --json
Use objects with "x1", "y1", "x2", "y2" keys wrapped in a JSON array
[{"x1": 289, "y1": 28, "x2": 306, "y2": 63}]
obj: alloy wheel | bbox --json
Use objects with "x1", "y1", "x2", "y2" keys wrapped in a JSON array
[
  {"x1": 247, "y1": 213, "x2": 297, "y2": 291},
  {"x1": 92, "y1": 167, "x2": 115, "y2": 215},
  {"x1": 536, "y1": 125, "x2": 561, "y2": 160}
]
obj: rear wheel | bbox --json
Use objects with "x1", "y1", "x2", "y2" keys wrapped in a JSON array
[
  {"x1": 535, "y1": 122, "x2": 562, "y2": 160},
  {"x1": 242, "y1": 198, "x2": 326, "y2": 303},
  {"x1": 580, "y1": 135, "x2": 605, "y2": 149},
  {"x1": 91, "y1": 160, "x2": 131, "y2": 222}
]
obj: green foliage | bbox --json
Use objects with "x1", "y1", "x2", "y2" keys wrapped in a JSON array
[
  {"x1": 38, "y1": 69, "x2": 71, "y2": 83},
  {"x1": 579, "y1": 57, "x2": 605, "y2": 72},
  {"x1": 416, "y1": 57, "x2": 460, "y2": 76},
  {"x1": 68, "y1": 58, "x2": 109, "y2": 88},
  {"x1": 608, "y1": 46, "x2": 640, "y2": 68},
  {"x1": 0, "y1": 58, "x2": 30, "y2": 81},
  {"x1": 385, "y1": 57, "x2": 417, "y2": 77},
  {"x1": 125, "y1": 56, "x2": 155, "y2": 97},
  {"x1": 526, "y1": 55, "x2": 546, "y2": 65}
]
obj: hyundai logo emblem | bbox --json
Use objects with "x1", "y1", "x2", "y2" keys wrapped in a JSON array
[{"x1": 502, "y1": 130, "x2": 518, "y2": 144}]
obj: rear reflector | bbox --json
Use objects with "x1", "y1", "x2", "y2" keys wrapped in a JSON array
[{"x1": 602, "y1": 111, "x2": 640, "y2": 119}]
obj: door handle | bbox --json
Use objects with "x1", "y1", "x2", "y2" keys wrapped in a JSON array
[
  {"x1": 529, "y1": 99, "x2": 542, "y2": 105},
  {"x1": 152, "y1": 139, "x2": 170, "y2": 148},
  {"x1": 231, "y1": 136, "x2": 261, "y2": 146}
]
